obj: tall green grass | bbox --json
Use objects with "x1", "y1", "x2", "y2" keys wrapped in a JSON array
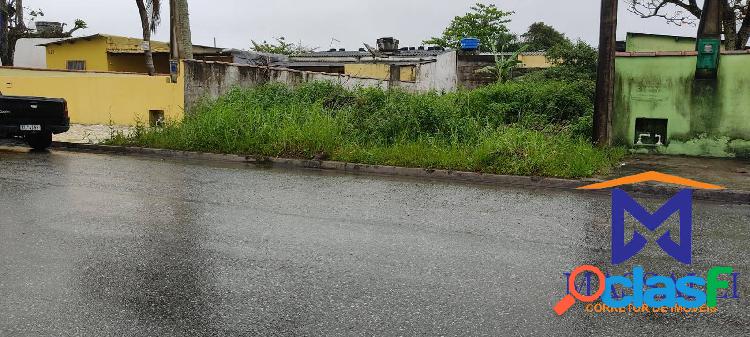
[{"x1": 109, "y1": 81, "x2": 624, "y2": 178}]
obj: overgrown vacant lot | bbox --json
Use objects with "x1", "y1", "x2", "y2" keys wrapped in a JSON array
[{"x1": 109, "y1": 81, "x2": 625, "y2": 178}]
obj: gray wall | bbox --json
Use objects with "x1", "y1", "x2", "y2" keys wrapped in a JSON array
[
  {"x1": 456, "y1": 55, "x2": 497, "y2": 90},
  {"x1": 183, "y1": 54, "x2": 461, "y2": 112},
  {"x1": 411, "y1": 51, "x2": 458, "y2": 92},
  {"x1": 183, "y1": 60, "x2": 388, "y2": 112}
]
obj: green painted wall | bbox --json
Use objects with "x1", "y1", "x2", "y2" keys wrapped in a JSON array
[
  {"x1": 614, "y1": 54, "x2": 750, "y2": 157},
  {"x1": 626, "y1": 33, "x2": 696, "y2": 52}
]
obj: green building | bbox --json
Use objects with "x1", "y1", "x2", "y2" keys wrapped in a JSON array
[
  {"x1": 614, "y1": 33, "x2": 750, "y2": 157},
  {"x1": 625, "y1": 33, "x2": 698, "y2": 52}
]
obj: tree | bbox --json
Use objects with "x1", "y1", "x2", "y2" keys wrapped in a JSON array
[
  {"x1": 0, "y1": 2, "x2": 86, "y2": 66},
  {"x1": 424, "y1": 3, "x2": 517, "y2": 52},
  {"x1": 521, "y1": 22, "x2": 567, "y2": 51},
  {"x1": 545, "y1": 40, "x2": 599, "y2": 81},
  {"x1": 626, "y1": 0, "x2": 750, "y2": 50},
  {"x1": 136, "y1": 0, "x2": 161, "y2": 75},
  {"x1": 171, "y1": 0, "x2": 192, "y2": 59},
  {"x1": 250, "y1": 37, "x2": 315, "y2": 55},
  {"x1": 13, "y1": 0, "x2": 22, "y2": 29}
]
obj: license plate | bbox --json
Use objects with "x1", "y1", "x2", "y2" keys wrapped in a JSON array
[{"x1": 20, "y1": 125, "x2": 41, "y2": 131}]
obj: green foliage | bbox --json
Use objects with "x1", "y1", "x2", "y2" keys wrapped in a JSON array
[
  {"x1": 475, "y1": 44, "x2": 529, "y2": 83},
  {"x1": 521, "y1": 22, "x2": 567, "y2": 52},
  {"x1": 424, "y1": 3, "x2": 517, "y2": 52},
  {"x1": 251, "y1": 37, "x2": 315, "y2": 56},
  {"x1": 109, "y1": 81, "x2": 623, "y2": 178},
  {"x1": 544, "y1": 40, "x2": 598, "y2": 81},
  {"x1": 1, "y1": 2, "x2": 87, "y2": 65}
]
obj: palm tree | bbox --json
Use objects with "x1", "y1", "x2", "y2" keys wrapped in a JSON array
[
  {"x1": 14, "y1": 0, "x2": 24, "y2": 30},
  {"x1": 135, "y1": 0, "x2": 161, "y2": 75},
  {"x1": 170, "y1": 0, "x2": 192, "y2": 59}
]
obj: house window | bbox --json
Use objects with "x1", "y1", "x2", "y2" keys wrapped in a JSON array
[
  {"x1": 149, "y1": 110, "x2": 165, "y2": 127},
  {"x1": 66, "y1": 60, "x2": 86, "y2": 71}
]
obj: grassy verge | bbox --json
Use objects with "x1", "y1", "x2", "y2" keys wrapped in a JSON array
[{"x1": 108, "y1": 81, "x2": 625, "y2": 179}]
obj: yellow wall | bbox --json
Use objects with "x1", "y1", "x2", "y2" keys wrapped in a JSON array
[
  {"x1": 0, "y1": 67, "x2": 184, "y2": 126},
  {"x1": 344, "y1": 63, "x2": 417, "y2": 81},
  {"x1": 518, "y1": 54, "x2": 552, "y2": 68},
  {"x1": 46, "y1": 38, "x2": 110, "y2": 71},
  {"x1": 399, "y1": 66, "x2": 416, "y2": 82},
  {"x1": 107, "y1": 53, "x2": 171, "y2": 74}
]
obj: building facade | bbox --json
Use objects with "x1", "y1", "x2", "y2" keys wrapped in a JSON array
[
  {"x1": 40, "y1": 34, "x2": 230, "y2": 74},
  {"x1": 614, "y1": 33, "x2": 750, "y2": 157}
]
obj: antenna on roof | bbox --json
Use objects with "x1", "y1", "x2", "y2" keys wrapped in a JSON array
[{"x1": 329, "y1": 37, "x2": 341, "y2": 50}]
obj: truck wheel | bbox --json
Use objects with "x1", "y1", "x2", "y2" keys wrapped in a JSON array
[{"x1": 26, "y1": 132, "x2": 53, "y2": 150}]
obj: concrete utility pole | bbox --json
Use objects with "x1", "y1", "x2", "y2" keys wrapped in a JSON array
[{"x1": 594, "y1": 0, "x2": 618, "y2": 146}]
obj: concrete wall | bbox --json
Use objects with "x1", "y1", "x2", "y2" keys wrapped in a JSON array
[
  {"x1": 455, "y1": 52, "x2": 552, "y2": 89},
  {"x1": 614, "y1": 52, "x2": 750, "y2": 157},
  {"x1": 0, "y1": 67, "x2": 184, "y2": 125},
  {"x1": 183, "y1": 60, "x2": 388, "y2": 112},
  {"x1": 412, "y1": 51, "x2": 458, "y2": 92},
  {"x1": 13, "y1": 38, "x2": 62, "y2": 68}
]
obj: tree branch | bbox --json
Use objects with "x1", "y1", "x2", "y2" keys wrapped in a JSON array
[{"x1": 626, "y1": 0, "x2": 702, "y2": 25}]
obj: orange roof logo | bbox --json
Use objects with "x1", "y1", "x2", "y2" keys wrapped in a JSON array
[{"x1": 578, "y1": 171, "x2": 725, "y2": 190}]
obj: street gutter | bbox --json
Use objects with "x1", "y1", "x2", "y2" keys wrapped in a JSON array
[{"x1": 48, "y1": 142, "x2": 750, "y2": 204}]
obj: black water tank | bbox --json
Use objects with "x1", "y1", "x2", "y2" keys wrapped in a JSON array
[{"x1": 377, "y1": 37, "x2": 400, "y2": 52}]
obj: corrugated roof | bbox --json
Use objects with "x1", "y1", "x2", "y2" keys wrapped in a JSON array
[
  {"x1": 617, "y1": 50, "x2": 750, "y2": 57},
  {"x1": 279, "y1": 60, "x2": 428, "y2": 68},
  {"x1": 292, "y1": 49, "x2": 447, "y2": 58},
  {"x1": 479, "y1": 51, "x2": 547, "y2": 56}
]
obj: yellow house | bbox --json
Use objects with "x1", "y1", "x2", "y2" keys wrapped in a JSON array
[{"x1": 40, "y1": 34, "x2": 231, "y2": 74}]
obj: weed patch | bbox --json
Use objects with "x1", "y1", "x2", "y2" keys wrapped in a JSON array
[{"x1": 108, "y1": 81, "x2": 625, "y2": 178}]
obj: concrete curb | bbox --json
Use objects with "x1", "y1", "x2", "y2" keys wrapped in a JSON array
[{"x1": 49, "y1": 142, "x2": 750, "y2": 204}]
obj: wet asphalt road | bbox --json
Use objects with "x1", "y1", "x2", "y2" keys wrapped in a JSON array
[{"x1": 0, "y1": 146, "x2": 748, "y2": 336}]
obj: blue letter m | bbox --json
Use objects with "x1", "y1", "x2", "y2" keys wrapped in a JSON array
[{"x1": 611, "y1": 188, "x2": 693, "y2": 265}]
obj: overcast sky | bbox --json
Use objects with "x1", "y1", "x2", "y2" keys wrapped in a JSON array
[{"x1": 27, "y1": 0, "x2": 702, "y2": 50}]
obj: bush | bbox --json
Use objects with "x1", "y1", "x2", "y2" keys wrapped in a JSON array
[{"x1": 109, "y1": 81, "x2": 623, "y2": 178}]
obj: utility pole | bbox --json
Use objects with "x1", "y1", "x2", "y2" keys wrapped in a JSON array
[{"x1": 594, "y1": 0, "x2": 618, "y2": 146}]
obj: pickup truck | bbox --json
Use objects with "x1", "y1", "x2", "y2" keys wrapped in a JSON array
[{"x1": 0, "y1": 94, "x2": 70, "y2": 150}]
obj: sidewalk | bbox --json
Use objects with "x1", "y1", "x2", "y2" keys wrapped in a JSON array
[
  {"x1": 53, "y1": 124, "x2": 133, "y2": 144},
  {"x1": 601, "y1": 154, "x2": 750, "y2": 191}
]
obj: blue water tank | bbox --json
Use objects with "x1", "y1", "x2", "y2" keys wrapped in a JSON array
[{"x1": 460, "y1": 38, "x2": 481, "y2": 51}]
